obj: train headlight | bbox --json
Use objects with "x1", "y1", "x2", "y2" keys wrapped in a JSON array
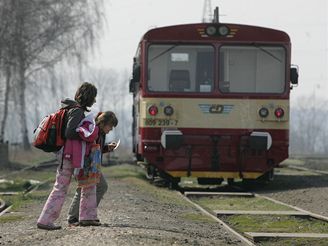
[
  {"x1": 148, "y1": 105, "x2": 158, "y2": 116},
  {"x1": 218, "y1": 25, "x2": 230, "y2": 36},
  {"x1": 274, "y1": 108, "x2": 284, "y2": 118},
  {"x1": 259, "y1": 107, "x2": 269, "y2": 118},
  {"x1": 205, "y1": 26, "x2": 217, "y2": 36},
  {"x1": 164, "y1": 105, "x2": 174, "y2": 116}
]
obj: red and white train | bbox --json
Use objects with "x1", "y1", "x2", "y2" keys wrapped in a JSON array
[{"x1": 130, "y1": 12, "x2": 298, "y2": 187}]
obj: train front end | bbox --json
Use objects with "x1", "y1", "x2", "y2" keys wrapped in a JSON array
[{"x1": 130, "y1": 23, "x2": 298, "y2": 184}]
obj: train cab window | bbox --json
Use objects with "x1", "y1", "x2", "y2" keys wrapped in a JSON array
[
  {"x1": 169, "y1": 70, "x2": 190, "y2": 92},
  {"x1": 219, "y1": 45, "x2": 286, "y2": 94},
  {"x1": 147, "y1": 44, "x2": 214, "y2": 93}
]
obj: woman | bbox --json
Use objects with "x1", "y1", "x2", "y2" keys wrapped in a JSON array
[
  {"x1": 37, "y1": 82, "x2": 98, "y2": 230},
  {"x1": 67, "y1": 111, "x2": 118, "y2": 226}
]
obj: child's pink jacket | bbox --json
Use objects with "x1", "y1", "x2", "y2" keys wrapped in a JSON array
[{"x1": 63, "y1": 114, "x2": 99, "y2": 168}]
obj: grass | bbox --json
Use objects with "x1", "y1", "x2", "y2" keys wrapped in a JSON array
[
  {"x1": 0, "y1": 147, "x2": 56, "y2": 223},
  {"x1": 103, "y1": 164, "x2": 194, "y2": 208},
  {"x1": 0, "y1": 179, "x2": 33, "y2": 192},
  {"x1": 1, "y1": 190, "x2": 49, "y2": 211},
  {"x1": 0, "y1": 214, "x2": 25, "y2": 223},
  {"x1": 223, "y1": 214, "x2": 328, "y2": 234},
  {"x1": 181, "y1": 212, "x2": 216, "y2": 223},
  {"x1": 192, "y1": 194, "x2": 328, "y2": 244},
  {"x1": 275, "y1": 167, "x2": 319, "y2": 176},
  {"x1": 0, "y1": 169, "x2": 55, "y2": 193},
  {"x1": 258, "y1": 238, "x2": 328, "y2": 246},
  {"x1": 7, "y1": 169, "x2": 56, "y2": 182},
  {"x1": 193, "y1": 196, "x2": 293, "y2": 211},
  {"x1": 280, "y1": 158, "x2": 305, "y2": 166},
  {"x1": 104, "y1": 163, "x2": 145, "y2": 180},
  {"x1": 222, "y1": 214, "x2": 328, "y2": 246},
  {"x1": 9, "y1": 147, "x2": 54, "y2": 166}
]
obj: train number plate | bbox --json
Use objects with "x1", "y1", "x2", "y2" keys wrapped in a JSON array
[{"x1": 144, "y1": 118, "x2": 178, "y2": 126}]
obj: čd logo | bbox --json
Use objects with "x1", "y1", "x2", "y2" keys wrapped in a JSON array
[{"x1": 209, "y1": 104, "x2": 223, "y2": 113}]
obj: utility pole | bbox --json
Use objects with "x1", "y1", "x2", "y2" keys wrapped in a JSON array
[{"x1": 202, "y1": 0, "x2": 212, "y2": 23}]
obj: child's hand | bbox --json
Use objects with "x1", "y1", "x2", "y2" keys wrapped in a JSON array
[{"x1": 108, "y1": 142, "x2": 116, "y2": 151}]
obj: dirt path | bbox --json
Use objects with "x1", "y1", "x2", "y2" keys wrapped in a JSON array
[{"x1": 0, "y1": 164, "x2": 243, "y2": 246}]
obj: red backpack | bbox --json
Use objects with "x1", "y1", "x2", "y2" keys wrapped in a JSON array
[{"x1": 33, "y1": 108, "x2": 68, "y2": 152}]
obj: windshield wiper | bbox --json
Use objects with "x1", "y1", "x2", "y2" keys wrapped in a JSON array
[
  {"x1": 149, "y1": 45, "x2": 178, "y2": 62},
  {"x1": 253, "y1": 44, "x2": 282, "y2": 63}
]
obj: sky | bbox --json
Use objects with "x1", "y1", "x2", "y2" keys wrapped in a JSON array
[{"x1": 93, "y1": 0, "x2": 328, "y2": 103}]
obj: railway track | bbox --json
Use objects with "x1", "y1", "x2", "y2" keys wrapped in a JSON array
[
  {"x1": 0, "y1": 159, "x2": 57, "y2": 216},
  {"x1": 179, "y1": 186, "x2": 328, "y2": 245},
  {"x1": 172, "y1": 160, "x2": 328, "y2": 245},
  {"x1": 0, "y1": 158, "x2": 57, "y2": 179}
]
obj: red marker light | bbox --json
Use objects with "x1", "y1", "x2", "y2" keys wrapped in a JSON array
[
  {"x1": 148, "y1": 105, "x2": 158, "y2": 116},
  {"x1": 274, "y1": 108, "x2": 284, "y2": 118}
]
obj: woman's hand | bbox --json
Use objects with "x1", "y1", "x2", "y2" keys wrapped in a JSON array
[{"x1": 108, "y1": 142, "x2": 117, "y2": 151}]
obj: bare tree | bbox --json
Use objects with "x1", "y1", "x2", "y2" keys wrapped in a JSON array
[
  {"x1": 0, "y1": 0, "x2": 105, "y2": 149},
  {"x1": 0, "y1": 1, "x2": 15, "y2": 142},
  {"x1": 290, "y1": 95, "x2": 328, "y2": 155}
]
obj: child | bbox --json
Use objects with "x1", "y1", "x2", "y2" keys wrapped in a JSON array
[
  {"x1": 37, "y1": 82, "x2": 98, "y2": 230},
  {"x1": 67, "y1": 111, "x2": 118, "y2": 226}
]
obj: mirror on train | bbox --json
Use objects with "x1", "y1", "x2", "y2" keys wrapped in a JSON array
[
  {"x1": 132, "y1": 56, "x2": 140, "y2": 83},
  {"x1": 129, "y1": 58, "x2": 141, "y2": 93},
  {"x1": 132, "y1": 65, "x2": 140, "y2": 82},
  {"x1": 129, "y1": 79, "x2": 136, "y2": 93},
  {"x1": 129, "y1": 78, "x2": 140, "y2": 93},
  {"x1": 290, "y1": 66, "x2": 299, "y2": 85}
]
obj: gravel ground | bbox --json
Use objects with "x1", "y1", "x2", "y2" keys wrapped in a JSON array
[
  {"x1": 252, "y1": 159, "x2": 328, "y2": 217},
  {"x1": 1, "y1": 158, "x2": 328, "y2": 246},
  {"x1": 0, "y1": 164, "x2": 244, "y2": 246}
]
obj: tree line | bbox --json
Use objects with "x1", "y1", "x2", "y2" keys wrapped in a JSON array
[
  {"x1": 0, "y1": 0, "x2": 105, "y2": 149},
  {"x1": 0, "y1": 1, "x2": 327, "y2": 156}
]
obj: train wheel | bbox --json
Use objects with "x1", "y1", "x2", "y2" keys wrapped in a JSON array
[
  {"x1": 227, "y1": 178, "x2": 234, "y2": 186},
  {"x1": 169, "y1": 177, "x2": 181, "y2": 190},
  {"x1": 146, "y1": 165, "x2": 156, "y2": 180},
  {"x1": 262, "y1": 169, "x2": 274, "y2": 182},
  {"x1": 136, "y1": 153, "x2": 144, "y2": 161}
]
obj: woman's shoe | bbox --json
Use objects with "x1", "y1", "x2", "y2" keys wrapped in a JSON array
[
  {"x1": 68, "y1": 218, "x2": 79, "y2": 227},
  {"x1": 68, "y1": 221, "x2": 79, "y2": 227},
  {"x1": 37, "y1": 223, "x2": 62, "y2": 230},
  {"x1": 79, "y1": 220, "x2": 101, "y2": 226}
]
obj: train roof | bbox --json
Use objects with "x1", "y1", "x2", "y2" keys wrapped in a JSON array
[{"x1": 142, "y1": 23, "x2": 290, "y2": 43}]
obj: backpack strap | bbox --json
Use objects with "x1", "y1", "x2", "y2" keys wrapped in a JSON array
[
  {"x1": 60, "y1": 145, "x2": 65, "y2": 170},
  {"x1": 60, "y1": 104, "x2": 82, "y2": 169}
]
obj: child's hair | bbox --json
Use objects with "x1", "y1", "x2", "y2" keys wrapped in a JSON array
[
  {"x1": 74, "y1": 82, "x2": 97, "y2": 110},
  {"x1": 96, "y1": 111, "x2": 118, "y2": 127}
]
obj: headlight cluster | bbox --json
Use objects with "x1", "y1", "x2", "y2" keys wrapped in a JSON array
[
  {"x1": 205, "y1": 25, "x2": 230, "y2": 37},
  {"x1": 148, "y1": 104, "x2": 174, "y2": 116},
  {"x1": 259, "y1": 107, "x2": 285, "y2": 119}
]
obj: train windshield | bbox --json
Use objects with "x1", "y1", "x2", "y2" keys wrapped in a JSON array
[
  {"x1": 147, "y1": 45, "x2": 214, "y2": 93},
  {"x1": 219, "y1": 45, "x2": 286, "y2": 93}
]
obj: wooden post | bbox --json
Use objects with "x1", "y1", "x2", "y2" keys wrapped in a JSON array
[{"x1": 0, "y1": 142, "x2": 9, "y2": 168}]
